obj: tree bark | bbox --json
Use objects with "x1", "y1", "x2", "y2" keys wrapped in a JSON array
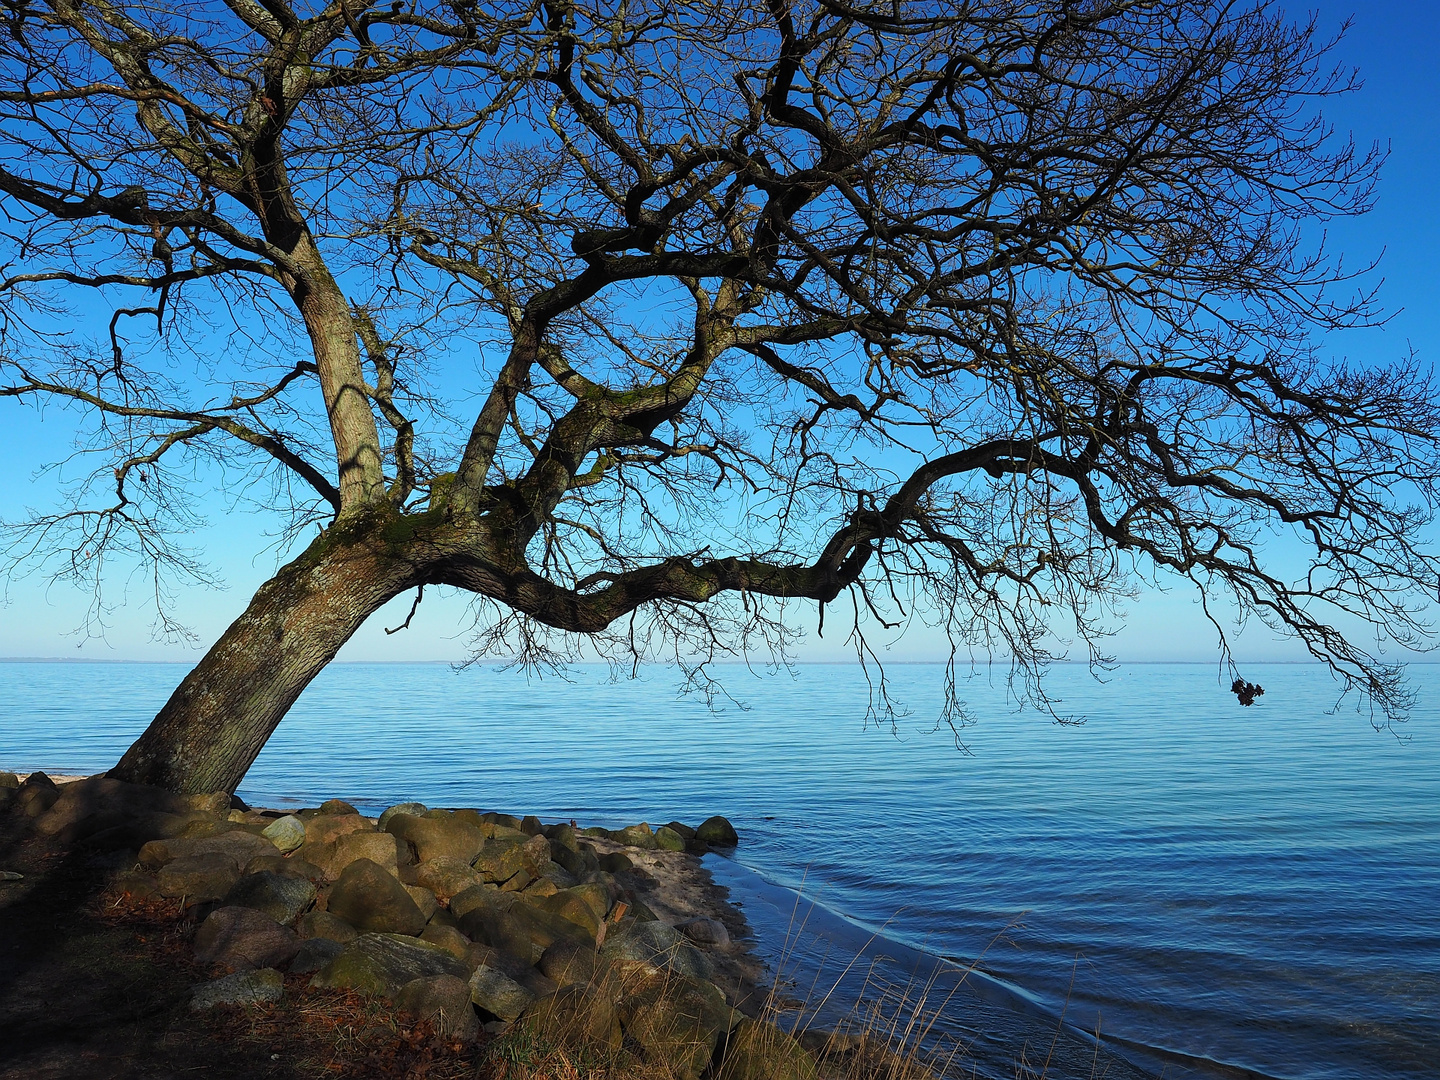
[{"x1": 109, "y1": 523, "x2": 426, "y2": 794}]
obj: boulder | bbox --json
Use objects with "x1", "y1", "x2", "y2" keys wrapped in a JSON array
[
  {"x1": 695, "y1": 816, "x2": 738, "y2": 846},
  {"x1": 598, "y1": 852, "x2": 633, "y2": 874},
  {"x1": 546, "y1": 823, "x2": 581, "y2": 853},
  {"x1": 325, "y1": 858, "x2": 426, "y2": 935},
  {"x1": 33, "y1": 776, "x2": 189, "y2": 840},
  {"x1": 717, "y1": 1019, "x2": 817, "y2": 1080},
  {"x1": 296, "y1": 830, "x2": 402, "y2": 881},
  {"x1": 138, "y1": 831, "x2": 277, "y2": 869},
  {"x1": 519, "y1": 815, "x2": 544, "y2": 836},
  {"x1": 377, "y1": 801, "x2": 428, "y2": 830},
  {"x1": 468, "y1": 964, "x2": 534, "y2": 1022},
  {"x1": 195, "y1": 906, "x2": 300, "y2": 969},
  {"x1": 303, "y1": 812, "x2": 372, "y2": 847},
  {"x1": 663, "y1": 821, "x2": 696, "y2": 841},
  {"x1": 601, "y1": 921, "x2": 713, "y2": 982},
  {"x1": 548, "y1": 842, "x2": 587, "y2": 878},
  {"x1": 111, "y1": 869, "x2": 160, "y2": 900},
  {"x1": 310, "y1": 932, "x2": 468, "y2": 998},
  {"x1": 223, "y1": 871, "x2": 316, "y2": 924},
  {"x1": 244, "y1": 853, "x2": 325, "y2": 881},
  {"x1": 297, "y1": 910, "x2": 359, "y2": 943},
  {"x1": 404, "y1": 884, "x2": 440, "y2": 922},
  {"x1": 613, "y1": 823, "x2": 658, "y2": 850},
  {"x1": 419, "y1": 923, "x2": 473, "y2": 963},
  {"x1": 156, "y1": 853, "x2": 242, "y2": 904},
  {"x1": 517, "y1": 985, "x2": 621, "y2": 1051},
  {"x1": 385, "y1": 813, "x2": 487, "y2": 865},
  {"x1": 289, "y1": 936, "x2": 346, "y2": 974},
  {"x1": 415, "y1": 856, "x2": 484, "y2": 901},
  {"x1": 480, "y1": 812, "x2": 522, "y2": 830},
  {"x1": 318, "y1": 799, "x2": 359, "y2": 816},
  {"x1": 458, "y1": 905, "x2": 543, "y2": 965},
  {"x1": 260, "y1": 815, "x2": 306, "y2": 854},
  {"x1": 654, "y1": 826, "x2": 686, "y2": 852},
  {"x1": 397, "y1": 974, "x2": 479, "y2": 1041},
  {"x1": 523, "y1": 877, "x2": 559, "y2": 898},
  {"x1": 473, "y1": 834, "x2": 549, "y2": 885},
  {"x1": 0, "y1": 771, "x2": 18, "y2": 789},
  {"x1": 678, "y1": 916, "x2": 730, "y2": 946},
  {"x1": 618, "y1": 970, "x2": 733, "y2": 1080},
  {"x1": 190, "y1": 967, "x2": 284, "y2": 1011},
  {"x1": 17, "y1": 773, "x2": 62, "y2": 817},
  {"x1": 538, "y1": 941, "x2": 601, "y2": 987},
  {"x1": 449, "y1": 884, "x2": 509, "y2": 921}
]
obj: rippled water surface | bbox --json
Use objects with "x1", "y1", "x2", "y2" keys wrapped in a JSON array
[{"x1": 3, "y1": 661, "x2": 1437, "y2": 1080}]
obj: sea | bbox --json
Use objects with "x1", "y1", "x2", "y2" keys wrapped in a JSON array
[{"x1": 2, "y1": 660, "x2": 1436, "y2": 1080}]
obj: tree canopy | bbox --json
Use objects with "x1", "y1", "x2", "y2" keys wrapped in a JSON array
[{"x1": 0, "y1": 0, "x2": 1435, "y2": 791}]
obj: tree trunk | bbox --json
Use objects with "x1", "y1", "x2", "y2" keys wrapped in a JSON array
[{"x1": 110, "y1": 524, "x2": 425, "y2": 794}]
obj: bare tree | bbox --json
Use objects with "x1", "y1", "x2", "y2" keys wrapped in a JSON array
[{"x1": 1, "y1": 0, "x2": 1435, "y2": 793}]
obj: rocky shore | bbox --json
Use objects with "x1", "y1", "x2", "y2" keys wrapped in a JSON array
[{"x1": 0, "y1": 770, "x2": 900, "y2": 1080}]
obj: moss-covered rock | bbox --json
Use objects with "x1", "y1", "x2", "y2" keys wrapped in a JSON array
[
  {"x1": 717, "y1": 1019, "x2": 817, "y2": 1080},
  {"x1": 517, "y1": 984, "x2": 622, "y2": 1051},
  {"x1": 260, "y1": 815, "x2": 306, "y2": 854},
  {"x1": 468, "y1": 963, "x2": 534, "y2": 1022},
  {"x1": 415, "y1": 856, "x2": 484, "y2": 901},
  {"x1": 617, "y1": 969, "x2": 733, "y2": 1080},
  {"x1": 190, "y1": 967, "x2": 284, "y2": 1011},
  {"x1": 601, "y1": 920, "x2": 714, "y2": 982},
  {"x1": 654, "y1": 826, "x2": 686, "y2": 852},
  {"x1": 223, "y1": 870, "x2": 316, "y2": 924},
  {"x1": 614, "y1": 823, "x2": 658, "y2": 850},
  {"x1": 695, "y1": 816, "x2": 738, "y2": 846},
  {"x1": 310, "y1": 932, "x2": 468, "y2": 998},
  {"x1": 297, "y1": 909, "x2": 359, "y2": 943}
]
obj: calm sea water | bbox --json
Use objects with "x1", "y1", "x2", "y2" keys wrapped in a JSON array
[{"x1": 2, "y1": 661, "x2": 1436, "y2": 1080}]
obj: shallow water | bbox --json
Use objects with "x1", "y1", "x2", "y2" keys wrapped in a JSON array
[{"x1": 2, "y1": 660, "x2": 1436, "y2": 1080}]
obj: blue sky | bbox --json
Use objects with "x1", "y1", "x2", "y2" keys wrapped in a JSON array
[{"x1": 2, "y1": 0, "x2": 1438, "y2": 666}]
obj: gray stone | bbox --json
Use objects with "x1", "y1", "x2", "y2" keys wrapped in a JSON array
[
  {"x1": 601, "y1": 920, "x2": 714, "y2": 982},
  {"x1": 695, "y1": 815, "x2": 738, "y2": 846},
  {"x1": 261, "y1": 815, "x2": 306, "y2": 854},
  {"x1": 289, "y1": 936, "x2": 346, "y2": 974},
  {"x1": 468, "y1": 963, "x2": 534, "y2": 1022},
  {"x1": 326, "y1": 858, "x2": 426, "y2": 935},
  {"x1": 156, "y1": 852, "x2": 241, "y2": 904},
  {"x1": 190, "y1": 967, "x2": 284, "y2": 1011},
  {"x1": 195, "y1": 906, "x2": 300, "y2": 969},
  {"x1": 678, "y1": 916, "x2": 730, "y2": 946},
  {"x1": 224, "y1": 871, "x2": 316, "y2": 924},
  {"x1": 297, "y1": 909, "x2": 360, "y2": 943},
  {"x1": 396, "y1": 974, "x2": 479, "y2": 1041},
  {"x1": 310, "y1": 932, "x2": 468, "y2": 999},
  {"x1": 378, "y1": 802, "x2": 428, "y2": 830}
]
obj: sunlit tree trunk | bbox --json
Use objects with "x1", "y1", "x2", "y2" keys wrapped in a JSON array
[{"x1": 110, "y1": 525, "x2": 424, "y2": 794}]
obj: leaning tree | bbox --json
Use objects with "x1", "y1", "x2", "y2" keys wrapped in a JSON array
[{"x1": 1, "y1": 0, "x2": 1436, "y2": 793}]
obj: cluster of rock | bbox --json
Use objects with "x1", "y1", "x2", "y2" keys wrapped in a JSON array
[{"x1": 3, "y1": 770, "x2": 817, "y2": 1080}]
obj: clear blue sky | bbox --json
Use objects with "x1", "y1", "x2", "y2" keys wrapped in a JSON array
[{"x1": 1, "y1": 1, "x2": 1437, "y2": 665}]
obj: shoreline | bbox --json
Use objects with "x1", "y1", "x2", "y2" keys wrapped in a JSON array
[{"x1": 0, "y1": 768, "x2": 840, "y2": 1080}]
